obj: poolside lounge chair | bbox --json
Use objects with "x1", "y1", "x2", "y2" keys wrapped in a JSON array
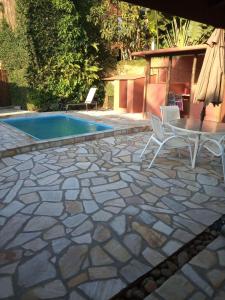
[
  {"x1": 65, "y1": 87, "x2": 97, "y2": 112},
  {"x1": 140, "y1": 114, "x2": 193, "y2": 168}
]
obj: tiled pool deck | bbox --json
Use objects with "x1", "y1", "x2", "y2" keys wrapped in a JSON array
[
  {"x1": 0, "y1": 125, "x2": 225, "y2": 299},
  {"x1": 0, "y1": 111, "x2": 149, "y2": 158}
]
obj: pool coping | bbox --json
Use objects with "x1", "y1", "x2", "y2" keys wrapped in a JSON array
[{"x1": 0, "y1": 112, "x2": 150, "y2": 158}]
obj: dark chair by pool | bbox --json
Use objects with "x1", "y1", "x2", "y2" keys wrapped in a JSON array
[{"x1": 65, "y1": 88, "x2": 97, "y2": 112}]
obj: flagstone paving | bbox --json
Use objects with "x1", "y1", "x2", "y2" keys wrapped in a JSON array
[
  {"x1": 0, "y1": 132, "x2": 225, "y2": 300},
  {"x1": 144, "y1": 234, "x2": 225, "y2": 300}
]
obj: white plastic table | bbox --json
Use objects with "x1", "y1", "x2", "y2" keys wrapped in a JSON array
[{"x1": 167, "y1": 118, "x2": 225, "y2": 168}]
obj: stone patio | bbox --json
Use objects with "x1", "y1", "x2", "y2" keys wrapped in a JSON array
[
  {"x1": 145, "y1": 234, "x2": 225, "y2": 300},
  {"x1": 0, "y1": 131, "x2": 225, "y2": 300}
]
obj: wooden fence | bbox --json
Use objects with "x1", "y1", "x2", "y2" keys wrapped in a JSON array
[{"x1": 0, "y1": 69, "x2": 11, "y2": 107}]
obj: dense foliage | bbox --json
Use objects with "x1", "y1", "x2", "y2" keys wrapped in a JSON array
[
  {"x1": 0, "y1": 0, "x2": 106, "y2": 110},
  {"x1": 89, "y1": 1, "x2": 213, "y2": 59}
]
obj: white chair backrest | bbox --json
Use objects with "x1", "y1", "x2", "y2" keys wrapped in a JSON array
[
  {"x1": 160, "y1": 105, "x2": 180, "y2": 125},
  {"x1": 151, "y1": 114, "x2": 165, "y2": 141},
  {"x1": 85, "y1": 87, "x2": 97, "y2": 104}
]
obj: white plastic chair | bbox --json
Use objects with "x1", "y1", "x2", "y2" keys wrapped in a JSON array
[
  {"x1": 198, "y1": 135, "x2": 225, "y2": 183},
  {"x1": 140, "y1": 114, "x2": 193, "y2": 168},
  {"x1": 160, "y1": 105, "x2": 180, "y2": 135},
  {"x1": 66, "y1": 87, "x2": 97, "y2": 111}
]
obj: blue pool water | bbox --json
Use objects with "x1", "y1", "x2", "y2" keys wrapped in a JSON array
[{"x1": 2, "y1": 114, "x2": 113, "y2": 140}]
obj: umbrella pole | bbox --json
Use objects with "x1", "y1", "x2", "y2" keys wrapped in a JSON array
[{"x1": 200, "y1": 103, "x2": 206, "y2": 129}]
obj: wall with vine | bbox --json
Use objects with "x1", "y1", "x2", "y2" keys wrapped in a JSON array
[{"x1": 0, "y1": 0, "x2": 105, "y2": 111}]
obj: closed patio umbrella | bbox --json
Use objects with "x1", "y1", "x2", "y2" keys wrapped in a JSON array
[{"x1": 194, "y1": 28, "x2": 225, "y2": 122}]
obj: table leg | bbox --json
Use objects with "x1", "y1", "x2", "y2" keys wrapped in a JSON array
[{"x1": 192, "y1": 134, "x2": 200, "y2": 168}]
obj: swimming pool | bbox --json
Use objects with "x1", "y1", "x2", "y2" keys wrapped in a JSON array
[{"x1": 2, "y1": 114, "x2": 113, "y2": 140}]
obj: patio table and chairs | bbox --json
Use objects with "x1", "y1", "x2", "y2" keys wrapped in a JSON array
[
  {"x1": 140, "y1": 114, "x2": 193, "y2": 168},
  {"x1": 167, "y1": 118, "x2": 225, "y2": 182}
]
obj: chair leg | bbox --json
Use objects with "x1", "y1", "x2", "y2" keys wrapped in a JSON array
[
  {"x1": 95, "y1": 102, "x2": 97, "y2": 110},
  {"x1": 140, "y1": 136, "x2": 152, "y2": 158},
  {"x1": 149, "y1": 144, "x2": 163, "y2": 169},
  {"x1": 221, "y1": 152, "x2": 225, "y2": 184},
  {"x1": 188, "y1": 145, "x2": 193, "y2": 166}
]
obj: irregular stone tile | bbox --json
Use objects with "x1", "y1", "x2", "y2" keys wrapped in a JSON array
[
  {"x1": 39, "y1": 191, "x2": 63, "y2": 202},
  {"x1": 110, "y1": 215, "x2": 126, "y2": 235},
  {"x1": 120, "y1": 172, "x2": 133, "y2": 182},
  {"x1": 30, "y1": 279, "x2": 67, "y2": 299},
  {"x1": 190, "y1": 249, "x2": 217, "y2": 269},
  {"x1": 59, "y1": 245, "x2": 88, "y2": 279},
  {"x1": 18, "y1": 250, "x2": 56, "y2": 288},
  {"x1": 132, "y1": 222, "x2": 166, "y2": 248},
  {"x1": 38, "y1": 174, "x2": 60, "y2": 185},
  {"x1": 52, "y1": 238, "x2": 71, "y2": 254},
  {"x1": 173, "y1": 216, "x2": 205, "y2": 235},
  {"x1": 21, "y1": 203, "x2": 39, "y2": 214},
  {"x1": 177, "y1": 171, "x2": 196, "y2": 181},
  {"x1": 65, "y1": 201, "x2": 83, "y2": 215},
  {"x1": 79, "y1": 188, "x2": 92, "y2": 200},
  {"x1": 203, "y1": 186, "x2": 225, "y2": 197},
  {"x1": 71, "y1": 220, "x2": 94, "y2": 237},
  {"x1": 90, "y1": 246, "x2": 113, "y2": 266},
  {"x1": 91, "y1": 181, "x2": 128, "y2": 193},
  {"x1": 208, "y1": 236, "x2": 225, "y2": 251},
  {"x1": 184, "y1": 209, "x2": 220, "y2": 226},
  {"x1": 24, "y1": 216, "x2": 57, "y2": 232},
  {"x1": 93, "y1": 224, "x2": 111, "y2": 242},
  {"x1": 0, "y1": 276, "x2": 14, "y2": 298},
  {"x1": 83, "y1": 200, "x2": 99, "y2": 214},
  {"x1": 120, "y1": 259, "x2": 150, "y2": 283},
  {"x1": 63, "y1": 214, "x2": 88, "y2": 228},
  {"x1": 94, "y1": 191, "x2": 119, "y2": 204},
  {"x1": 92, "y1": 210, "x2": 113, "y2": 222},
  {"x1": 172, "y1": 229, "x2": 194, "y2": 243},
  {"x1": 76, "y1": 162, "x2": 91, "y2": 169},
  {"x1": 153, "y1": 221, "x2": 174, "y2": 235},
  {"x1": 16, "y1": 160, "x2": 33, "y2": 171},
  {"x1": 162, "y1": 240, "x2": 183, "y2": 255},
  {"x1": 15, "y1": 154, "x2": 33, "y2": 161},
  {"x1": 125, "y1": 195, "x2": 145, "y2": 205},
  {"x1": 189, "y1": 291, "x2": 207, "y2": 300},
  {"x1": 147, "y1": 186, "x2": 168, "y2": 197},
  {"x1": 7, "y1": 232, "x2": 40, "y2": 249},
  {"x1": 65, "y1": 190, "x2": 79, "y2": 200},
  {"x1": 89, "y1": 266, "x2": 117, "y2": 280},
  {"x1": 69, "y1": 290, "x2": 86, "y2": 300},
  {"x1": 0, "y1": 262, "x2": 19, "y2": 274},
  {"x1": 182, "y1": 264, "x2": 214, "y2": 297},
  {"x1": 137, "y1": 211, "x2": 157, "y2": 225},
  {"x1": 91, "y1": 177, "x2": 107, "y2": 185},
  {"x1": 155, "y1": 274, "x2": 194, "y2": 300},
  {"x1": 23, "y1": 238, "x2": 48, "y2": 252},
  {"x1": 142, "y1": 247, "x2": 166, "y2": 266},
  {"x1": 72, "y1": 233, "x2": 92, "y2": 244},
  {"x1": 4, "y1": 180, "x2": 24, "y2": 203},
  {"x1": 104, "y1": 206, "x2": 122, "y2": 214},
  {"x1": 122, "y1": 205, "x2": 140, "y2": 216},
  {"x1": 19, "y1": 192, "x2": 40, "y2": 204},
  {"x1": 0, "y1": 214, "x2": 30, "y2": 248},
  {"x1": 123, "y1": 233, "x2": 142, "y2": 256},
  {"x1": 140, "y1": 193, "x2": 158, "y2": 204},
  {"x1": 207, "y1": 269, "x2": 225, "y2": 288},
  {"x1": 43, "y1": 225, "x2": 65, "y2": 240},
  {"x1": 35, "y1": 202, "x2": 64, "y2": 217},
  {"x1": 218, "y1": 250, "x2": 225, "y2": 266},
  {"x1": 104, "y1": 239, "x2": 131, "y2": 263},
  {"x1": 197, "y1": 174, "x2": 218, "y2": 186},
  {"x1": 67, "y1": 272, "x2": 88, "y2": 288},
  {"x1": 78, "y1": 279, "x2": 126, "y2": 300},
  {"x1": 62, "y1": 177, "x2": 79, "y2": 189},
  {"x1": 0, "y1": 201, "x2": 24, "y2": 217},
  {"x1": 104, "y1": 198, "x2": 126, "y2": 208},
  {"x1": 161, "y1": 197, "x2": 186, "y2": 213}
]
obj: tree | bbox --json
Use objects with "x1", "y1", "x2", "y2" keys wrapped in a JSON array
[
  {"x1": 163, "y1": 17, "x2": 214, "y2": 48},
  {"x1": 16, "y1": 0, "x2": 102, "y2": 110}
]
